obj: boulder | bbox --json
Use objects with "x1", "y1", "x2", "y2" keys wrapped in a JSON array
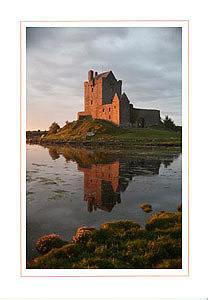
[{"x1": 86, "y1": 132, "x2": 96, "y2": 137}]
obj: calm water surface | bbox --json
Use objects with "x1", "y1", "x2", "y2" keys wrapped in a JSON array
[{"x1": 26, "y1": 144, "x2": 182, "y2": 260}]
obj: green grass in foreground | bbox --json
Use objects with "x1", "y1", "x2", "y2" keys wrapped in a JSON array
[
  {"x1": 27, "y1": 211, "x2": 182, "y2": 269},
  {"x1": 43, "y1": 119, "x2": 181, "y2": 142}
]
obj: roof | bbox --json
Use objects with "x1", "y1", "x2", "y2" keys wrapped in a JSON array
[{"x1": 95, "y1": 71, "x2": 111, "y2": 80}]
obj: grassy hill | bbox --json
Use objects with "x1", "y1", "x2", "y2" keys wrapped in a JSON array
[
  {"x1": 45, "y1": 119, "x2": 118, "y2": 139},
  {"x1": 42, "y1": 119, "x2": 181, "y2": 146}
]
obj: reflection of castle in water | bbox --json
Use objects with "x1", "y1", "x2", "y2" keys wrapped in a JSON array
[
  {"x1": 78, "y1": 160, "x2": 161, "y2": 212},
  {"x1": 78, "y1": 162, "x2": 120, "y2": 212},
  {"x1": 47, "y1": 146, "x2": 180, "y2": 213}
]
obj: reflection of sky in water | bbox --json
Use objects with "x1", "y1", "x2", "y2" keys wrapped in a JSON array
[{"x1": 26, "y1": 144, "x2": 182, "y2": 260}]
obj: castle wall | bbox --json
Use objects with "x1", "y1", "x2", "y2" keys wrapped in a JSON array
[
  {"x1": 119, "y1": 93, "x2": 130, "y2": 127},
  {"x1": 97, "y1": 94, "x2": 120, "y2": 125},
  {"x1": 130, "y1": 106, "x2": 160, "y2": 127},
  {"x1": 102, "y1": 73, "x2": 122, "y2": 105},
  {"x1": 84, "y1": 77, "x2": 102, "y2": 118},
  {"x1": 77, "y1": 112, "x2": 92, "y2": 120}
]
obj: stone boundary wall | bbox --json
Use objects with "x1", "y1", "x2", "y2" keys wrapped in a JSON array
[{"x1": 130, "y1": 106, "x2": 160, "y2": 127}]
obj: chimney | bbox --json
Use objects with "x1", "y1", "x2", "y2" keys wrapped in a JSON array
[{"x1": 88, "y1": 70, "x2": 94, "y2": 81}]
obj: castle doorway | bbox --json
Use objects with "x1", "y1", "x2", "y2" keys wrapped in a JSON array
[{"x1": 137, "y1": 117, "x2": 145, "y2": 128}]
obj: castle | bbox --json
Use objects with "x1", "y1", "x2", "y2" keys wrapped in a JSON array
[{"x1": 78, "y1": 70, "x2": 160, "y2": 127}]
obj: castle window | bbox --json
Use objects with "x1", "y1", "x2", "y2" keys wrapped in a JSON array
[
  {"x1": 109, "y1": 115, "x2": 111, "y2": 119},
  {"x1": 114, "y1": 105, "x2": 116, "y2": 109},
  {"x1": 103, "y1": 108, "x2": 105, "y2": 112},
  {"x1": 91, "y1": 100, "x2": 93, "y2": 105},
  {"x1": 91, "y1": 87, "x2": 93, "y2": 92},
  {"x1": 109, "y1": 108, "x2": 111, "y2": 112}
]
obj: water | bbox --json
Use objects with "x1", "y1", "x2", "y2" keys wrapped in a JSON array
[{"x1": 26, "y1": 144, "x2": 182, "y2": 261}]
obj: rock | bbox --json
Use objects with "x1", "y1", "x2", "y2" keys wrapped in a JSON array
[
  {"x1": 72, "y1": 226, "x2": 96, "y2": 243},
  {"x1": 86, "y1": 132, "x2": 96, "y2": 137},
  {"x1": 140, "y1": 203, "x2": 152, "y2": 213}
]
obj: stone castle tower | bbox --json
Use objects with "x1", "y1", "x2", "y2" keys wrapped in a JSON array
[{"x1": 78, "y1": 70, "x2": 160, "y2": 127}]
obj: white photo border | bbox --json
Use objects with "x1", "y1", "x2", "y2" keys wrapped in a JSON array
[{"x1": 20, "y1": 19, "x2": 189, "y2": 277}]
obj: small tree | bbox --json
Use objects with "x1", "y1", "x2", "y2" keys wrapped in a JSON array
[
  {"x1": 49, "y1": 122, "x2": 60, "y2": 134},
  {"x1": 163, "y1": 115, "x2": 177, "y2": 131}
]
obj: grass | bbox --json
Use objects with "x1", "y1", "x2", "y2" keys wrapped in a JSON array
[
  {"x1": 27, "y1": 210, "x2": 182, "y2": 269},
  {"x1": 114, "y1": 127, "x2": 181, "y2": 141},
  {"x1": 44, "y1": 119, "x2": 118, "y2": 140},
  {"x1": 39, "y1": 119, "x2": 181, "y2": 147}
]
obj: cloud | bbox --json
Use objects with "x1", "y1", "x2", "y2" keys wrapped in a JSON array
[{"x1": 26, "y1": 26, "x2": 182, "y2": 129}]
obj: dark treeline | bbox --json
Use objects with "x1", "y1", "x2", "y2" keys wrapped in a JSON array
[{"x1": 26, "y1": 130, "x2": 48, "y2": 138}]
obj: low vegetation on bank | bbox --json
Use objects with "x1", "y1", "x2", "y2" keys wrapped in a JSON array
[
  {"x1": 26, "y1": 129, "x2": 48, "y2": 139},
  {"x1": 27, "y1": 119, "x2": 182, "y2": 147},
  {"x1": 27, "y1": 210, "x2": 182, "y2": 269}
]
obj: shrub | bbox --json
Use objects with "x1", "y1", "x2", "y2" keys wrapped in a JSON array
[
  {"x1": 28, "y1": 210, "x2": 182, "y2": 269},
  {"x1": 48, "y1": 122, "x2": 60, "y2": 134},
  {"x1": 101, "y1": 220, "x2": 140, "y2": 231},
  {"x1": 73, "y1": 257, "x2": 115, "y2": 269},
  {"x1": 36, "y1": 234, "x2": 67, "y2": 254},
  {"x1": 145, "y1": 212, "x2": 181, "y2": 231},
  {"x1": 72, "y1": 226, "x2": 96, "y2": 244},
  {"x1": 156, "y1": 258, "x2": 182, "y2": 269},
  {"x1": 163, "y1": 116, "x2": 181, "y2": 132}
]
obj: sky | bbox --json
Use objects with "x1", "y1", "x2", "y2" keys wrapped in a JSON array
[{"x1": 26, "y1": 26, "x2": 182, "y2": 130}]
